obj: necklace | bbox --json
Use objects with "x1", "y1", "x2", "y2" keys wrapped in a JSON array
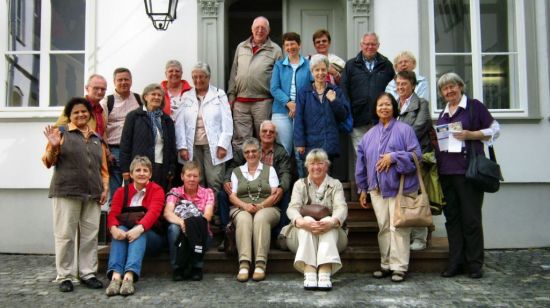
[{"x1": 247, "y1": 180, "x2": 262, "y2": 202}]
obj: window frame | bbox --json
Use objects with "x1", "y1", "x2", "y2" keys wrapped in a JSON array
[
  {"x1": 428, "y1": 0, "x2": 530, "y2": 119},
  {"x1": 0, "y1": 0, "x2": 95, "y2": 118}
]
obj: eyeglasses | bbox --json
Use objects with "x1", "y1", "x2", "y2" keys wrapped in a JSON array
[
  {"x1": 314, "y1": 39, "x2": 329, "y2": 44},
  {"x1": 261, "y1": 129, "x2": 275, "y2": 134}
]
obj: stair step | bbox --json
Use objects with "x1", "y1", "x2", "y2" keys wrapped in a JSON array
[{"x1": 98, "y1": 238, "x2": 448, "y2": 275}]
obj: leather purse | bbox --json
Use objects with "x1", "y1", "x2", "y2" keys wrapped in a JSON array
[
  {"x1": 299, "y1": 178, "x2": 331, "y2": 221},
  {"x1": 116, "y1": 185, "x2": 146, "y2": 228},
  {"x1": 224, "y1": 209, "x2": 240, "y2": 256},
  {"x1": 393, "y1": 152, "x2": 433, "y2": 228}
]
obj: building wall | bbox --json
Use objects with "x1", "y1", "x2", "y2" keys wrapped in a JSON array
[{"x1": 0, "y1": 0, "x2": 549, "y2": 253}]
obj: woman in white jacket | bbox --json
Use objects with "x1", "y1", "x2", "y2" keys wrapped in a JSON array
[{"x1": 175, "y1": 62, "x2": 233, "y2": 191}]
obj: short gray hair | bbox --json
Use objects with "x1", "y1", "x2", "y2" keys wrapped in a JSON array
[
  {"x1": 191, "y1": 61, "x2": 211, "y2": 78},
  {"x1": 309, "y1": 54, "x2": 329, "y2": 71},
  {"x1": 142, "y1": 83, "x2": 166, "y2": 109},
  {"x1": 85, "y1": 74, "x2": 106, "y2": 87},
  {"x1": 437, "y1": 72, "x2": 466, "y2": 96},
  {"x1": 241, "y1": 137, "x2": 261, "y2": 152},
  {"x1": 259, "y1": 120, "x2": 277, "y2": 132},
  {"x1": 304, "y1": 148, "x2": 331, "y2": 168},
  {"x1": 362, "y1": 32, "x2": 380, "y2": 43},
  {"x1": 165, "y1": 59, "x2": 182, "y2": 71},
  {"x1": 129, "y1": 156, "x2": 153, "y2": 174},
  {"x1": 393, "y1": 50, "x2": 417, "y2": 71}
]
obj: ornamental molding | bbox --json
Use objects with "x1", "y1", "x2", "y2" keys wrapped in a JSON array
[
  {"x1": 199, "y1": 0, "x2": 223, "y2": 17},
  {"x1": 349, "y1": 0, "x2": 370, "y2": 15}
]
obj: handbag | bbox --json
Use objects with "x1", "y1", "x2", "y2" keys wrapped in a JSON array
[
  {"x1": 224, "y1": 209, "x2": 240, "y2": 256},
  {"x1": 421, "y1": 151, "x2": 445, "y2": 215},
  {"x1": 464, "y1": 102, "x2": 503, "y2": 193},
  {"x1": 299, "y1": 178, "x2": 331, "y2": 221},
  {"x1": 116, "y1": 185, "x2": 146, "y2": 228},
  {"x1": 393, "y1": 152, "x2": 433, "y2": 228}
]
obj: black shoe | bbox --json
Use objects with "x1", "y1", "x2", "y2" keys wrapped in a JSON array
[
  {"x1": 80, "y1": 276, "x2": 104, "y2": 289},
  {"x1": 59, "y1": 280, "x2": 74, "y2": 292},
  {"x1": 469, "y1": 270, "x2": 483, "y2": 279},
  {"x1": 191, "y1": 268, "x2": 203, "y2": 281},
  {"x1": 172, "y1": 270, "x2": 185, "y2": 281},
  {"x1": 441, "y1": 266, "x2": 464, "y2": 278}
]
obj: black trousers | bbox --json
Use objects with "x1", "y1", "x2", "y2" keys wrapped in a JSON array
[{"x1": 440, "y1": 174, "x2": 484, "y2": 271}]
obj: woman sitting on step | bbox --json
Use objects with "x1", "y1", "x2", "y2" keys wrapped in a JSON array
[
  {"x1": 283, "y1": 148, "x2": 348, "y2": 291},
  {"x1": 229, "y1": 137, "x2": 281, "y2": 282}
]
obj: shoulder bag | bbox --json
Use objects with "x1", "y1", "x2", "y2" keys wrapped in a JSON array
[
  {"x1": 464, "y1": 102, "x2": 503, "y2": 193},
  {"x1": 299, "y1": 178, "x2": 331, "y2": 221},
  {"x1": 393, "y1": 152, "x2": 433, "y2": 228}
]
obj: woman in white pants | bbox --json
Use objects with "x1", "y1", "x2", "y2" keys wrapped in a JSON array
[{"x1": 284, "y1": 149, "x2": 348, "y2": 291}]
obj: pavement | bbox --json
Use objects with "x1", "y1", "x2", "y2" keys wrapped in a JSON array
[{"x1": 1, "y1": 249, "x2": 550, "y2": 307}]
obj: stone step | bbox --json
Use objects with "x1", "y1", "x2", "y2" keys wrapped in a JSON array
[{"x1": 98, "y1": 238, "x2": 448, "y2": 276}]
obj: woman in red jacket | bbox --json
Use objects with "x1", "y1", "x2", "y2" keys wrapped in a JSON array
[{"x1": 105, "y1": 156, "x2": 165, "y2": 296}]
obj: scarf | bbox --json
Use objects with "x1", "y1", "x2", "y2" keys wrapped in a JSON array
[
  {"x1": 89, "y1": 99, "x2": 105, "y2": 137},
  {"x1": 147, "y1": 109, "x2": 164, "y2": 140}
]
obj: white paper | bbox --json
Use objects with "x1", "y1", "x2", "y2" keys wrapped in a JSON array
[{"x1": 435, "y1": 122, "x2": 464, "y2": 153}]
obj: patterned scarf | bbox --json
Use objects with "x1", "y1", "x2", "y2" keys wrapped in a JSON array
[{"x1": 147, "y1": 109, "x2": 163, "y2": 140}]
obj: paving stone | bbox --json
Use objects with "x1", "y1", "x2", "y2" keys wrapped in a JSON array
[{"x1": 1, "y1": 249, "x2": 550, "y2": 306}]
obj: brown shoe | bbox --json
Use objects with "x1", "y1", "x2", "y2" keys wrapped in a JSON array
[
  {"x1": 252, "y1": 267, "x2": 266, "y2": 281},
  {"x1": 119, "y1": 279, "x2": 135, "y2": 296},
  {"x1": 237, "y1": 268, "x2": 249, "y2": 282},
  {"x1": 105, "y1": 279, "x2": 121, "y2": 296}
]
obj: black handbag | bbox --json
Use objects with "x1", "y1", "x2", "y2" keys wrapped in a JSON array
[
  {"x1": 465, "y1": 103, "x2": 504, "y2": 193},
  {"x1": 224, "y1": 209, "x2": 240, "y2": 256}
]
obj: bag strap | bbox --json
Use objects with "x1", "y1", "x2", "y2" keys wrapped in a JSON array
[
  {"x1": 123, "y1": 184, "x2": 129, "y2": 207},
  {"x1": 304, "y1": 178, "x2": 312, "y2": 205},
  {"x1": 398, "y1": 152, "x2": 426, "y2": 196},
  {"x1": 468, "y1": 99, "x2": 498, "y2": 164}
]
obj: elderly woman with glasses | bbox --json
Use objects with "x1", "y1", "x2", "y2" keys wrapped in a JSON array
[
  {"x1": 175, "y1": 61, "x2": 233, "y2": 192},
  {"x1": 229, "y1": 137, "x2": 281, "y2": 282}
]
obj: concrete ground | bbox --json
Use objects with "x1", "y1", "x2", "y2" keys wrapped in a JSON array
[{"x1": 1, "y1": 249, "x2": 549, "y2": 307}]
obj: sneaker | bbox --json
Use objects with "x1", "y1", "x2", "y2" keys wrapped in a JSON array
[
  {"x1": 105, "y1": 279, "x2": 121, "y2": 296},
  {"x1": 119, "y1": 279, "x2": 134, "y2": 296},
  {"x1": 410, "y1": 239, "x2": 426, "y2": 251},
  {"x1": 59, "y1": 280, "x2": 74, "y2": 292},
  {"x1": 317, "y1": 272, "x2": 332, "y2": 291},
  {"x1": 391, "y1": 271, "x2": 406, "y2": 282},
  {"x1": 303, "y1": 272, "x2": 317, "y2": 290}
]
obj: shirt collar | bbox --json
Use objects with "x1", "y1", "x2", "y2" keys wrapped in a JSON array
[
  {"x1": 243, "y1": 162, "x2": 264, "y2": 173},
  {"x1": 443, "y1": 94, "x2": 467, "y2": 116},
  {"x1": 399, "y1": 94, "x2": 414, "y2": 114}
]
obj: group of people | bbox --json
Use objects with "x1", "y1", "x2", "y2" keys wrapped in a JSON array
[{"x1": 42, "y1": 15, "x2": 499, "y2": 295}]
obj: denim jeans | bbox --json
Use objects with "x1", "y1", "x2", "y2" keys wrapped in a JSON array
[
  {"x1": 108, "y1": 146, "x2": 123, "y2": 204},
  {"x1": 217, "y1": 190, "x2": 231, "y2": 230},
  {"x1": 167, "y1": 223, "x2": 212, "y2": 269},
  {"x1": 107, "y1": 226, "x2": 163, "y2": 281}
]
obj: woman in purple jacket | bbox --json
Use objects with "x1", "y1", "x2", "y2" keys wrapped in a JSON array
[{"x1": 355, "y1": 92, "x2": 421, "y2": 282}]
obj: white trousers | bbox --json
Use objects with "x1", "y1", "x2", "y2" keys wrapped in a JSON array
[
  {"x1": 370, "y1": 191, "x2": 411, "y2": 272},
  {"x1": 52, "y1": 197, "x2": 101, "y2": 282}
]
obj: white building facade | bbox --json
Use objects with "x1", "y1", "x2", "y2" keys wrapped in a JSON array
[{"x1": 1, "y1": 0, "x2": 549, "y2": 253}]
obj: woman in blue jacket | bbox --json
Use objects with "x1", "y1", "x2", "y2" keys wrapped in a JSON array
[
  {"x1": 294, "y1": 54, "x2": 350, "y2": 171},
  {"x1": 270, "y1": 32, "x2": 312, "y2": 177}
]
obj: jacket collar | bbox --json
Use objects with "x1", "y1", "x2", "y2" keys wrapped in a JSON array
[
  {"x1": 243, "y1": 37, "x2": 276, "y2": 51},
  {"x1": 282, "y1": 55, "x2": 306, "y2": 67},
  {"x1": 400, "y1": 92, "x2": 420, "y2": 113}
]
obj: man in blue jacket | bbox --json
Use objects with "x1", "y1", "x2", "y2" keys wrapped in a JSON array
[{"x1": 341, "y1": 32, "x2": 395, "y2": 151}]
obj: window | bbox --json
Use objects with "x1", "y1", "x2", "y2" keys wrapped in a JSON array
[
  {"x1": 2, "y1": 0, "x2": 86, "y2": 109},
  {"x1": 429, "y1": 0, "x2": 528, "y2": 116}
]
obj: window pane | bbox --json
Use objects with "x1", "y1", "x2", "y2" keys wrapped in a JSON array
[
  {"x1": 482, "y1": 54, "x2": 518, "y2": 109},
  {"x1": 8, "y1": 0, "x2": 41, "y2": 51},
  {"x1": 435, "y1": 55, "x2": 473, "y2": 108},
  {"x1": 49, "y1": 54, "x2": 84, "y2": 106},
  {"x1": 434, "y1": 0, "x2": 471, "y2": 53},
  {"x1": 51, "y1": 0, "x2": 85, "y2": 50},
  {"x1": 480, "y1": 0, "x2": 515, "y2": 52},
  {"x1": 5, "y1": 54, "x2": 40, "y2": 107}
]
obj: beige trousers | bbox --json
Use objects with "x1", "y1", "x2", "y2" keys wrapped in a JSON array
[
  {"x1": 230, "y1": 206, "x2": 280, "y2": 264},
  {"x1": 285, "y1": 217, "x2": 348, "y2": 274},
  {"x1": 52, "y1": 197, "x2": 101, "y2": 282},
  {"x1": 370, "y1": 190, "x2": 411, "y2": 272},
  {"x1": 193, "y1": 144, "x2": 224, "y2": 191},
  {"x1": 232, "y1": 99, "x2": 272, "y2": 149}
]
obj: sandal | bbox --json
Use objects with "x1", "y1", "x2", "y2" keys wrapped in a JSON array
[
  {"x1": 373, "y1": 269, "x2": 392, "y2": 279},
  {"x1": 391, "y1": 271, "x2": 406, "y2": 282},
  {"x1": 237, "y1": 268, "x2": 249, "y2": 282}
]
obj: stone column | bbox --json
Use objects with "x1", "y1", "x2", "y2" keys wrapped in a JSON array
[
  {"x1": 198, "y1": 0, "x2": 225, "y2": 88},
  {"x1": 346, "y1": 0, "x2": 371, "y2": 59}
]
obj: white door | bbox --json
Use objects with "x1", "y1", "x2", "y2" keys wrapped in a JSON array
[{"x1": 283, "y1": 0, "x2": 347, "y2": 59}]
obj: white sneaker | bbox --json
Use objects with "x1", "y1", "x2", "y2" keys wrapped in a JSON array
[
  {"x1": 317, "y1": 272, "x2": 332, "y2": 291},
  {"x1": 303, "y1": 272, "x2": 317, "y2": 290},
  {"x1": 411, "y1": 239, "x2": 426, "y2": 251}
]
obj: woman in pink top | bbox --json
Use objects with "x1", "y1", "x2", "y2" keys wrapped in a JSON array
[{"x1": 164, "y1": 161, "x2": 214, "y2": 281}]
